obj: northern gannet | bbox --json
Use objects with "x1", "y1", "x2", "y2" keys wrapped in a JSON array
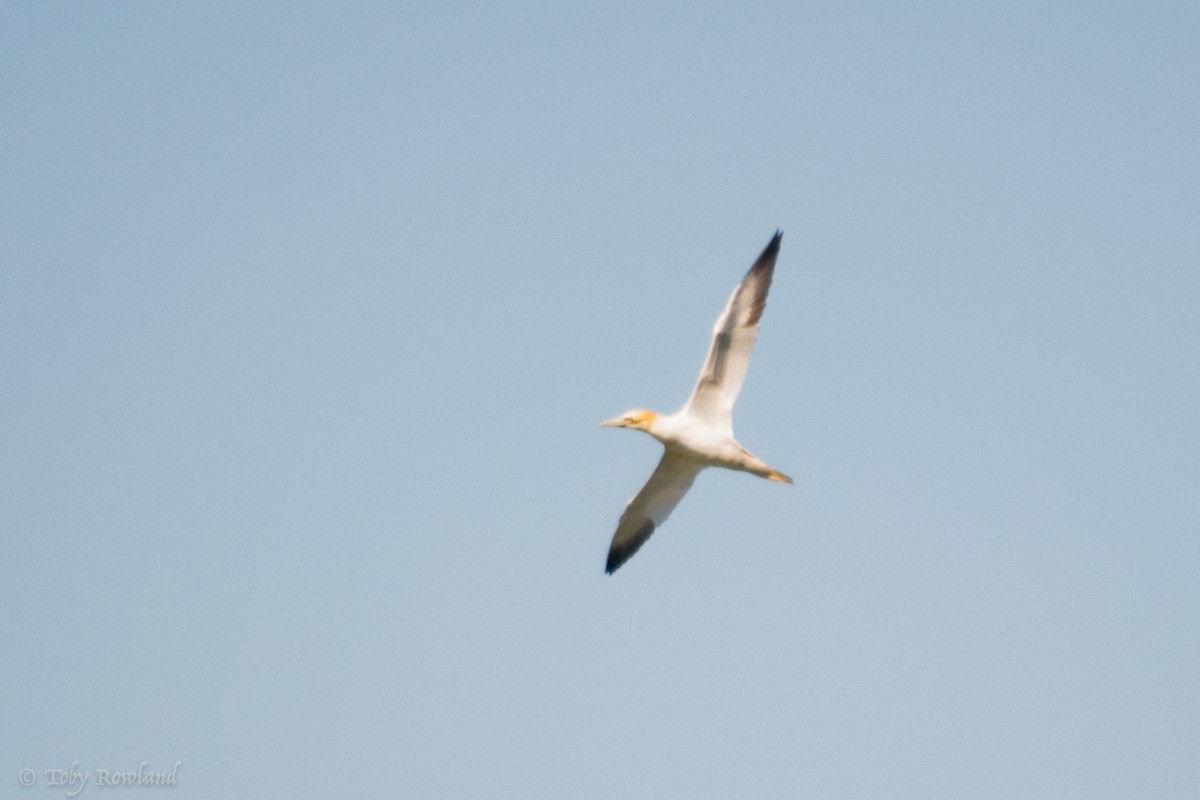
[{"x1": 601, "y1": 231, "x2": 792, "y2": 574}]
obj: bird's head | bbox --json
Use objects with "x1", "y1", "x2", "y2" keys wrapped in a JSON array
[{"x1": 601, "y1": 409, "x2": 659, "y2": 432}]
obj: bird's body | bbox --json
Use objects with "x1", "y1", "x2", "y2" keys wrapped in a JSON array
[
  {"x1": 625, "y1": 411, "x2": 786, "y2": 479},
  {"x1": 602, "y1": 232, "x2": 792, "y2": 574}
]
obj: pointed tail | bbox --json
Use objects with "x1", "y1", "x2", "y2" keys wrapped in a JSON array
[{"x1": 766, "y1": 468, "x2": 794, "y2": 484}]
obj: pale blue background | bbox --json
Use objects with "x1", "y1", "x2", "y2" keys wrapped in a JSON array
[{"x1": 3, "y1": 3, "x2": 1198, "y2": 798}]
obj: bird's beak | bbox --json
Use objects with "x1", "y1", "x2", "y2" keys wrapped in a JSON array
[{"x1": 600, "y1": 416, "x2": 625, "y2": 428}]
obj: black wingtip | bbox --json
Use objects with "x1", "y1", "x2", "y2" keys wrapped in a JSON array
[
  {"x1": 764, "y1": 230, "x2": 782, "y2": 258},
  {"x1": 605, "y1": 519, "x2": 655, "y2": 575},
  {"x1": 749, "y1": 230, "x2": 782, "y2": 275},
  {"x1": 605, "y1": 547, "x2": 627, "y2": 575}
]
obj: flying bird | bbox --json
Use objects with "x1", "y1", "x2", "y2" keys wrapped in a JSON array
[{"x1": 602, "y1": 231, "x2": 792, "y2": 574}]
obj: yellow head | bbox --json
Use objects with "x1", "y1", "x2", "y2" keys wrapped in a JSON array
[{"x1": 601, "y1": 409, "x2": 659, "y2": 431}]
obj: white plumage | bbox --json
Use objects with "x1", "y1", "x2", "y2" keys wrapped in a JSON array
[{"x1": 601, "y1": 231, "x2": 792, "y2": 574}]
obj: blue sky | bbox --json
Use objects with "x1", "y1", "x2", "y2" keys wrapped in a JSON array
[{"x1": 2, "y1": 3, "x2": 1198, "y2": 798}]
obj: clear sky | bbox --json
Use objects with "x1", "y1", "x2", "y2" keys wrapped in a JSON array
[{"x1": 2, "y1": 3, "x2": 1198, "y2": 798}]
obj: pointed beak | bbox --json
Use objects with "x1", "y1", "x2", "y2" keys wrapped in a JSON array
[{"x1": 600, "y1": 416, "x2": 624, "y2": 428}]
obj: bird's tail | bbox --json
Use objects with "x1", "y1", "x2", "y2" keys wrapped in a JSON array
[{"x1": 766, "y1": 468, "x2": 794, "y2": 484}]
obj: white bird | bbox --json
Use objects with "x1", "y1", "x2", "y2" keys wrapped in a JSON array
[{"x1": 601, "y1": 231, "x2": 792, "y2": 574}]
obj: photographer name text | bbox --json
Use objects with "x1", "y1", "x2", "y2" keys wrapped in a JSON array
[{"x1": 19, "y1": 761, "x2": 181, "y2": 796}]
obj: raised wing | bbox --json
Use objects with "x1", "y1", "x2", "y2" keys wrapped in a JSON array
[
  {"x1": 606, "y1": 451, "x2": 705, "y2": 574},
  {"x1": 682, "y1": 231, "x2": 782, "y2": 428}
]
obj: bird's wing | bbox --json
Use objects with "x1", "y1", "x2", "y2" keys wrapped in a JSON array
[
  {"x1": 606, "y1": 451, "x2": 705, "y2": 574},
  {"x1": 682, "y1": 231, "x2": 782, "y2": 428}
]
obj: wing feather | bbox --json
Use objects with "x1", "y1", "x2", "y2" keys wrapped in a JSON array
[
  {"x1": 683, "y1": 231, "x2": 782, "y2": 427},
  {"x1": 606, "y1": 451, "x2": 704, "y2": 574}
]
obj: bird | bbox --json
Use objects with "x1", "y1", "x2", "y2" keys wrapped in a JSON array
[{"x1": 601, "y1": 231, "x2": 792, "y2": 574}]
